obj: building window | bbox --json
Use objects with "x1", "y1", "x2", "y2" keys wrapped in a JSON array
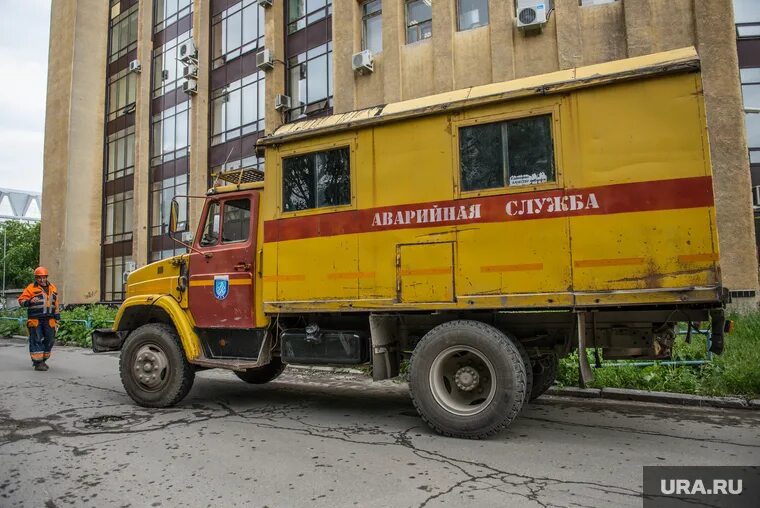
[
  {"x1": 107, "y1": 69, "x2": 137, "y2": 120},
  {"x1": 362, "y1": 0, "x2": 382, "y2": 54},
  {"x1": 287, "y1": 43, "x2": 333, "y2": 121},
  {"x1": 741, "y1": 68, "x2": 760, "y2": 164},
  {"x1": 210, "y1": 73, "x2": 265, "y2": 145},
  {"x1": 287, "y1": 0, "x2": 332, "y2": 34},
  {"x1": 212, "y1": 1, "x2": 265, "y2": 68},
  {"x1": 283, "y1": 147, "x2": 350, "y2": 212},
  {"x1": 580, "y1": 0, "x2": 618, "y2": 6},
  {"x1": 154, "y1": 0, "x2": 192, "y2": 32},
  {"x1": 105, "y1": 190, "x2": 134, "y2": 244},
  {"x1": 150, "y1": 173, "x2": 188, "y2": 239},
  {"x1": 406, "y1": 0, "x2": 432, "y2": 43},
  {"x1": 153, "y1": 31, "x2": 193, "y2": 98},
  {"x1": 457, "y1": 0, "x2": 488, "y2": 31},
  {"x1": 107, "y1": 127, "x2": 136, "y2": 181},
  {"x1": 104, "y1": 255, "x2": 133, "y2": 302},
  {"x1": 151, "y1": 101, "x2": 191, "y2": 165},
  {"x1": 459, "y1": 115, "x2": 555, "y2": 192},
  {"x1": 109, "y1": 4, "x2": 138, "y2": 63},
  {"x1": 735, "y1": 0, "x2": 760, "y2": 38}
]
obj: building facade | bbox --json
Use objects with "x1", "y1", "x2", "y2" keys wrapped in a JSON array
[{"x1": 42, "y1": 0, "x2": 759, "y2": 307}]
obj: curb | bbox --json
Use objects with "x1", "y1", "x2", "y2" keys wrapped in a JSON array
[{"x1": 547, "y1": 386, "x2": 756, "y2": 410}]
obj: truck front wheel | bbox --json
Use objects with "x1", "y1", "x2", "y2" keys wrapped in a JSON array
[
  {"x1": 119, "y1": 323, "x2": 195, "y2": 408},
  {"x1": 234, "y1": 357, "x2": 286, "y2": 384},
  {"x1": 409, "y1": 320, "x2": 527, "y2": 439}
]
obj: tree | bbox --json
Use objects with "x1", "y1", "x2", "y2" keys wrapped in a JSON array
[{"x1": 1, "y1": 220, "x2": 40, "y2": 290}]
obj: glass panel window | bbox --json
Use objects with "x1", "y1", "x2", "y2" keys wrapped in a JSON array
[
  {"x1": 153, "y1": 31, "x2": 192, "y2": 98},
  {"x1": 735, "y1": 0, "x2": 760, "y2": 24},
  {"x1": 283, "y1": 147, "x2": 350, "y2": 212},
  {"x1": 287, "y1": 0, "x2": 331, "y2": 34},
  {"x1": 458, "y1": 0, "x2": 488, "y2": 31},
  {"x1": 200, "y1": 201, "x2": 221, "y2": 246},
  {"x1": 103, "y1": 255, "x2": 133, "y2": 302},
  {"x1": 154, "y1": 0, "x2": 192, "y2": 32},
  {"x1": 362, "y1": 0, "x2": 382, "y2": 54},
  {"x1": 106, "y1": 127, "x2": 136, "y2": 181},
  {"x1": 406, "y1": 0, "x2": 432, "y2": 43},
  {"x1": 287, "y1": 43, "x2": 333, "y2": 121},
  {"x1": 151, "y1": 100, "x2": 191, "y2": 165},
  {"x1": 150, "y1": 173, "x2": 188, "y2": 238},
  {"x1": 222, "y1": 199, "x2": 251, "y2": 243},
  {"x1": 742, "y1": 71, "x2": 760, "y2": 152},
  {"x1": 460, "y1": 115, "x2": 555, "y2": 192},
  {"x1": 210, "y1": 72, "x2": 266, "y2": 145},
  {"x1": 109, "y1": 5, "x2": 138, "y2": 62},
  {"x1": 104, "y1": 190, "x2": 134, "y2": 244},
  {"x1": 107, "y1": 69, "x2": 137, "y2": 121},
  {"x1": 580, "y1": 0, "x2": 618, "y2": 5}
]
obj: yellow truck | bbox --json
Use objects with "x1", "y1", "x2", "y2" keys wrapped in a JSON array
[{"x1": 93, "y1": 47, "x2": 728, "y2": 438}]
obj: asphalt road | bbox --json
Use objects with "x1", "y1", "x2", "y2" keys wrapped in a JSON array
[{"x1": 1, "y1": 338, "x2": 758, "y2": 508}]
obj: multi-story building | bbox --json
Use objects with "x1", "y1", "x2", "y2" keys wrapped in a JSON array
[{"x1": 42, "y1": 0, "x2": 759, "y2": 309}]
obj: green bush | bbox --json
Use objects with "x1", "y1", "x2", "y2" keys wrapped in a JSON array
[
  {"x1": 557, "y1": 313, "x2": 760, "y2": 399},
  {"x1": 56, "y1": 305, "x2": 118, "y2": 347},
  {"x1": 0, "y1": 308, "x2": 26, "y2": 337}
]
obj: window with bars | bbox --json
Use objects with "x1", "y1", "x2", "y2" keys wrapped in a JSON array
[
  {"x1": 212, "y1": 0, "x2": 265, "y2": 68},
  {"x1": 362, "y1": 0, "x2": 382, "y2": 54},
  {"x1": 287, "y1": 43, "x2": 333, "y2": 121},
  {"x1": 106, "y1": 127, "x2": 136, "y2": 181},
  {"x1": 154, "y1": 0, "x2": 192, "y2": 32},
  {"x1": 151, "y1": 101, "x2": 191, "y2": 165},
  {"x1": 153, "y1": 30, "x2": 193, "y2": 98},
  {"x1": 210, "y1": 73, "x2": 265, "y2": 146},
  {"x1": 405, "y1": 0, "x2": 432, "y2": 43},
  {"x1": 104, "y1": 190, "x2": 134, "y2": 245},
  {"x1": 287, "y1": 0, "x2": 332, "y2": 34},
  {"x1": 103, "y1": 254, "x2": 133, "y2": 302},
  {"x1": 109, "y1": 4, "x2": 138, "y2": 63},
  {"x1": 107, "y1": 69, "x2": 137, "y2": 120}
]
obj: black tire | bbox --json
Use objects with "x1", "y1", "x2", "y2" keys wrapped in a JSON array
[
  {"x1": 529, "y1": 353, "x2": 559, "y2": 401},
  {"x1": 119, "y1": 323, "x2": 195, "y2": 408},
  {"x1": 409, "y1": 320, "x2": 527, "y2": 439},
  {"x1": 234, "y1": 357, "x2": 286, "y2": 384},
  {"x1": 512, "y1": 339, "x2": 533, "y2": 407}
]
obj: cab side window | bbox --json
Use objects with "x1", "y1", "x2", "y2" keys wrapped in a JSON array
[
  {"x1": 459, "y1": 114, "x2": 555, "y2": 191},
  {"x1": 222, "y1": 199, "x2": 251, "y2": 243},
  {"x1": 200, "y1": 201, "x2": 220, "y2": 246},
  {"x1": 282, "y1": 146, "x2": 351, "y2": 212}
]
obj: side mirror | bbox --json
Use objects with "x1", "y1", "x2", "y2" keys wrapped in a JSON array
[{"x1": 168, "y1": 198, "x2": 179, "y2": 237}]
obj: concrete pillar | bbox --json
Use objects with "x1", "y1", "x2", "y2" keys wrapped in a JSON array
[
  {"x1": 132, "y1": 0, "x2": 153, "y2": 268},
  {"x1": 694, "y1": 1, "x2": 760, "y2": 301},
  {"x1": 332, "y1": 0, "x2": 356, "y2": 113},
  {"x1": 432, "y1": 0, "x2": 455, "y2": 93},
  {"x1": 41, "y1": 0, "x2": 108, "y2": 304},
  {"x1": 265, "y1": 0, "x2": 286, "y2": 134},
  {"x1": 623, "y1": 0, "x2": 652, "y2": 57},
  {"x1": 555, "y1": 0, "x2": 582, "y2": 70},
  {"x1": 489, "y1": 0, "x2": 515, "y2": 82},
  {"x1": 189, "y1": 0, "x2": 211, "y2": 229},
  {"x1": 382, "y1": 0, "x2": 403, "y2": 103}
]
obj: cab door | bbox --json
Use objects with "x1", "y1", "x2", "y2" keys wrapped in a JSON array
[{"x1": 189, "y1": 192, "x2": 259, "y2": 328}]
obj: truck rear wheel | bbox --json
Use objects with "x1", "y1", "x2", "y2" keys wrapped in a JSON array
[
  {"x1": 409, "y1": 320, "x2": 527, "y2": 439},
  {"x1": 119, "y1": 323, "x2": 195, "y2": 408},
  {"x1": 234, "y1": 357, "x2": 286, "y2": 384},
  {"x1": 529, "y1": 353, "x2": 559, "y2": 401}
]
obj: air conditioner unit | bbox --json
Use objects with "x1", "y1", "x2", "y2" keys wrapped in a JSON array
[
  {"x1": 275, "y1": 94, "x2": 291, "y2": 111},
  {"x1": 183, "y1": 78, "x2": 198, "y2": 95},
  {"x1": 128, "y1": 59, "x2": 141, "y2": 73},
  {"x1": 516, "y1": 0, "x2": 551, "y2": 31},
  {"x1": 183, "y1": 63, "x2": 198, "y2": 78},
  {"x1": 258, "y1": 0, "x2": 273, "y2": 6},
  {"x1": 179, "y1": 39, "x2": 198, "y2": 63},
  {"x1": 351, "y1": 50, "x2": 374, "y2": 73},
  {"x1": 256, "y1": 48, "x2": 274, "y2": 71}
]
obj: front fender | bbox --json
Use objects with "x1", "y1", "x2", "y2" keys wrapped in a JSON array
[{"x1": 114, "y1": 295, "x2": 202, "y2": 361}]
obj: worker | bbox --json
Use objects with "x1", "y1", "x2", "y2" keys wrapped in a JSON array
[{"x1": 18, "y1": 267, "x2": 60, "y2": 371}]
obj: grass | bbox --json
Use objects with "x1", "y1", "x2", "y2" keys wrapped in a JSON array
[{"x1": 557, "y1": 313, "x2": 760, "y2": 399}]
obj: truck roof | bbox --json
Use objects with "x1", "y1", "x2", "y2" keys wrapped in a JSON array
[{"x1": 259, "y1": 46, "x2": 699, "y2": 146}]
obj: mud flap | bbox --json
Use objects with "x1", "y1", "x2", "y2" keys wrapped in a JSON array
[
  {"x1": 577, "y1": 312, "x2": 594, "y2": 387},
  {"x1": 92, "y1": 328, "x2": 128, "y2": 352},
  {"x1": 708, "y1": 309, "x2": 725, "y2": 355}
]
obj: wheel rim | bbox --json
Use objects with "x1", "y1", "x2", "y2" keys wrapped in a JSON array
[
  {"x1": 132, "y1": 343, "x2": 170, "y2": 392},
  {"x1": 429, "y1": 345, "x2": 497, "y2": 416}
]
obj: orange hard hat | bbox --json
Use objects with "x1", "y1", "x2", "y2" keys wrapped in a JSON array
[{"x1": 34, "y1": 267, "x2": 49, "y2": 277}]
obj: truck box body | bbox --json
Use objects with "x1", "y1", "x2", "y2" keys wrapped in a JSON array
[{"x1": 261, "y1": 47, "x2": 719, "y2": 314}]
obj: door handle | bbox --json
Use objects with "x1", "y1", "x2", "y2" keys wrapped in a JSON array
[{"x1": 234, "y1": 262, "x2": 252, "y2": 271}]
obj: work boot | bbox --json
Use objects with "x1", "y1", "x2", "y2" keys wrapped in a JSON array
[
  {"x1": 33, "y1": 364, "x2": 46, "y2": 371},
  {"x1": 40, "y1": 362, "x2": 49, "y2": 371}
]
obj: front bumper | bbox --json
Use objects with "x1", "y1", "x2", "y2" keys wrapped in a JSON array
[{"x1": 92, "y1": 328, "x2": 128, "y2": 352}]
